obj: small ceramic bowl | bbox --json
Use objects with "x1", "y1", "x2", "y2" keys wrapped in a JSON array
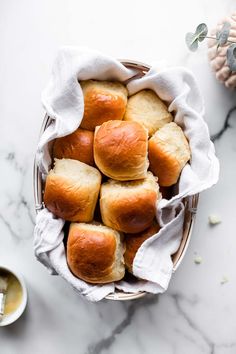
[{"x1": 0, "y1": 266, "x2": 27, "y2": 326}]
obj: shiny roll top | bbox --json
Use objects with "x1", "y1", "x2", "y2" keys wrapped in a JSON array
[
  {"x1": 148, "y1": 122, "x2": 191, "y2": 186},
  {"x1": 67, "y1": 223, "x2": 125, "y2": 283},
  {"x1": 44, "y1": 159, "x2": 101, "y2": 222},
  {"x1": 94, "y1": 120, "x2": 149, "y2": 181},
  {"x1": 53, "y1": 128, "x2": 94, "y2": 166},
  {"x1": 124, "y1": 89, "x2": 173, "y2": 136},
  {"x1": 100, "y1": 172, "x2": 159, "y2": 234},
  {"x1": 80, "y1": 80, "x2": 128, "y2": 131}
]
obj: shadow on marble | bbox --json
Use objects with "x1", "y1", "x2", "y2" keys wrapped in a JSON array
[{"x1": 0, "y1": 304, "x2": 29, "y2": 337}]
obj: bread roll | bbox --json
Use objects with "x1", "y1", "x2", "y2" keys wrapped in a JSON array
[
  {"x1": 80, "y1": 80, "x2": 128, "y2": 131},
  {"x1": 44, "y1": 159, "x2": 101, "y2": 222},
  {"x1": 67, "y1": 223, "x2": 125, "y2": 283},
  {"x1": 100, "y1": 172, "x2": 159, "y2": 233},
  {"x1": 124, "y1": 222, "x2": 160, "y2": 273},
  {"x1": 124, "y1": 89, "x2": 173, "y2": 136},
  {"x1": 94, "y1": 120, "x2": 149, "y2": 181},
  {"x1": 148, "y1": 122, "x2": 191, "y2": 187},
  {"x1": 53, "y1": 128, "x2": 94, "y2": 166}
]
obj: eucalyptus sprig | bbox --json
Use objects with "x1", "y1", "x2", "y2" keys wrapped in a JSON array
[{"x1": 185, "y1": 22, "x2": 236, "y2": 72}]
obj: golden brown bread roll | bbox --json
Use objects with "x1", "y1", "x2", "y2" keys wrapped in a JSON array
[
  {"x1": 124, "y1": 222, "x2": 160, "y2": 273},
  {"x1": 124, "y1": 89, "x2": 173, "y2": 136},
  {"x1": 100, "y1": 172, "x2": 159, "y2": 234},
  {"x1": 148, "y1": 122, "x2": 191, "y2": 187},
  {"x1": 44, "y1": 159, "x2": 101, "y2": 222},
  {"x1": 94, "y1": 120, "x2": 149, "y2": 181},
  {"x1": 53, "y1": 128, "x2": 94, "y2": 166},
  {"x1": 80, "y1": 80, "x2": 128, "y2": 131},
  {"x1": 67, "y1": 223, "x2": 125, "y2": 283}
]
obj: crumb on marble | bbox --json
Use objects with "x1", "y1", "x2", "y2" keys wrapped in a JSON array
[
  {"x1": 220, "y1": 276, "x2": 229, "y2": 285},
  {"x1": 194, "y1": 255, "x2": 202, "y2": 265},
  {"x1": 208, "y1": 214, "x2": 221, "y2": 225}
]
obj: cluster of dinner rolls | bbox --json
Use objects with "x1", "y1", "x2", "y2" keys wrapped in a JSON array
[{"x1": 43, "y1": 79, "x2": 191, "y2": 284}]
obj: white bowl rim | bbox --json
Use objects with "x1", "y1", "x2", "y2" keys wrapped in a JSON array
[{"x1": 0, "y1": 265, "x2": 27, "y2": 326}]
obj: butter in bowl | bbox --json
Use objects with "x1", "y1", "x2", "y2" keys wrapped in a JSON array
[{"x1": 0, "y1": 266, "x2": 27, "y2": 326}]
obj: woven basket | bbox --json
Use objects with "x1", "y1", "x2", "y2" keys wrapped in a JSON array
[{"x1": 33, "y1": 60, "x2": 199, "y2": 301}]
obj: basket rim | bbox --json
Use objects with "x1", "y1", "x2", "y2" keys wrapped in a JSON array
[{"x1": 33, "y1": 59, "x2": 199, "y2": 301}]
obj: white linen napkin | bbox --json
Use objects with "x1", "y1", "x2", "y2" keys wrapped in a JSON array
[{"x1": 34, "y1": 46, "x2": 219, "y2": 302}]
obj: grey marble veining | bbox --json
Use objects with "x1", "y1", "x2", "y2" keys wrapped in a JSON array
[
  {"x1": 1, "y1": 0, "x2": 236, "y2": 353},
  {"x1": 0, "y1": 151, "x2": 34, "y2": 241},
  {"x1": 211, "y1": 106, "x2": 236, "y2": 142}
]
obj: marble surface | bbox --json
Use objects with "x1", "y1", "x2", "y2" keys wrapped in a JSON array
[{"x1": 0, "y1": 0, "x2": 236, "y2": 353}]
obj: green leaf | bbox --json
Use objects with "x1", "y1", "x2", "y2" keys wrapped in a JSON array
[
  {"x1": 216, "y1": 22, "x2": 231, "y2": 46},
  {"x1": 185, "y1": 32, "x2": 199, "y2": 51},
  {"x1": 185, "y1": 23, "x2": 208, "y2": 51},
  {"x1": 227, "y1": 44, "x2": 236, "y2": 71},
  {"x1": 196, "y1": 23, "x2": 208, "y2": 42}
]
